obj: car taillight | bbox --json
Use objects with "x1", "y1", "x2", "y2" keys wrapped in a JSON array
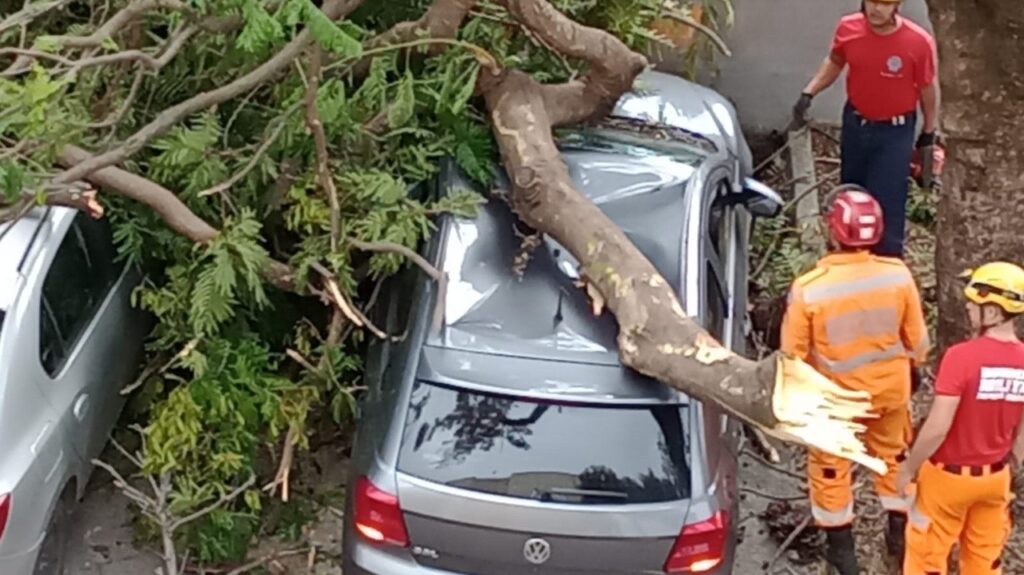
[
  {"x1": 0, "y1": 494, "x2": 10, "y2": 543},
  {"x1": 353, "y1": 476, "x2": 408, "y2": 547},
  {"x1": 663, "y1": 510, "x2": 728, "y2": 573}
]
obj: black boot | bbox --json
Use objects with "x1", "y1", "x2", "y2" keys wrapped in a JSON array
[
  {"x1": 824, "y1": 525, "x2": 860, "y2": 575},
  {"x1": 886, "y1": 511, "x2": 907, "y2": 559}
]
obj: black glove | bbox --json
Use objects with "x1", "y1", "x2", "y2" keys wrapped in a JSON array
[
  {"x1": 911, "y1": 366, "x2": 922, "y2": 394},
  {"x1": 916, "y1": 131, "x2": 938, "y2": 149},
  {"x1": 792, "y1": 92, "x2": 813, "y2": 128}
]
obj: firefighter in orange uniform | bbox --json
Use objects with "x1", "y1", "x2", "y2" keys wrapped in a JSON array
[
  {"x1": 781, "y1": 184, "x2": 930, "y2": 574},
  {"x1": 897, "y1": 262, "x2": 1024, "y2": 575}
]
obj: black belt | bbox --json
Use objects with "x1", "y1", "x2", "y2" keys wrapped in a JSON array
[
  {"x1": 930, "y1": 458, "x2": 1008, "y2": 477},
  {"x1": 848, "y1": 104, "x2": 914, "y2": 126}
]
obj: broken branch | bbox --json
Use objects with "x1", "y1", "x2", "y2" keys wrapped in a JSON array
[
  {"x1": 198, "y1": 113, "x2": 290, "y2": 198},
  {"x1": 48, "y1": 0, "x2": 366, "y2": 187},
  {"x1": 56, "y1": 145, "x2": 297, "y2": 291},
  {"x1": 170, "y1": 474, "x2": 256, "y2": 530},
  {"x1": 303, "y1": 46, "x2": 341, "y2": 251},
  {"x1": 478, "y1": 0, "x2": 881, "y2": 472}
]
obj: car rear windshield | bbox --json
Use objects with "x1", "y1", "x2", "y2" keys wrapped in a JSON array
[{"x1": 397, "y1": 381, "x2": 691, "y2": 504}]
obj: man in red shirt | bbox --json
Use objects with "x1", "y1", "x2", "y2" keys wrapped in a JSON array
[
  {"x1": 897, "y1": 262, "x2": 1024, "y2": 574},
  {"x1": 792, "y1": 0, "x2": 939, "y2": 259}
]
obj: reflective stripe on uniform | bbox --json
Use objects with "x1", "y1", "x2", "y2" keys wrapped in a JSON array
[
  {"x1": 824, "y1": 306, "x2": 901, "y2": 346},
  {"x1": 802, "y1": 270, "x2": 910, "y2": 304},
  {"x1": 908, "y1": 504, "x2": 930, "y2": 530},
  {"x1": 811, "y1": 502, "x2": 855, "y2": 526},
  {"x1": 879, "y1": 495, "x2": 910, "y2": 512},
  {"x1": 812, "y1": 342, "x2": 907, "y2": 374}
]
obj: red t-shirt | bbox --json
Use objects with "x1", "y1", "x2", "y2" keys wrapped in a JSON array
[
  {"x1": 931, "y1": 337, "x2": 1024, "y2": 466},
  {"x1": 830, "y1": 13, "x2": 937, "y2": 120}
]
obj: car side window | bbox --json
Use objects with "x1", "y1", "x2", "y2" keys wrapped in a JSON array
[
  {"x1": 39, "y1": 214, "x2": 120, "y2": 376},
  {"x1": 705, "y1": 263, "x2": 726, "y2": 341},
  {"x1": 704, "y1": 183, "x2": 732, "y2": 343}
]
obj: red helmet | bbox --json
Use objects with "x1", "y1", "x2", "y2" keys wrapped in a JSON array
[{"x1": 825, "y1": 184, "x2": 883, "y2": 248}]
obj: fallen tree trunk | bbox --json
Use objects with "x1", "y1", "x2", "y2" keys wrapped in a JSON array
[{"x1": 472, "y1": 0, "x2": 882, "y2": 472}]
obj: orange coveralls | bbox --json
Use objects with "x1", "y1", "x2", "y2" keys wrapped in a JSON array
[{"x1": 781, "y1": 251, "x2": 930, "y2": 527}]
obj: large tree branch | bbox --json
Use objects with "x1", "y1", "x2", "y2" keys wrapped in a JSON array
[
  {"x1": 496, "y1": 0, "x2": 647, "y2": 126},
  {"x1": 477, "y1": 0, "x2": 882, "y2": 472},
  {"x1": 48, "y1": 0, "x2": 365, "y2": 187},
  {"x1": 56, "y1": 145, "x2": 296, "y2": 291}
]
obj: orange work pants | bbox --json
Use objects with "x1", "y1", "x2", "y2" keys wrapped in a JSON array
[
  {"x1": 807, "y1": 404, "x2": 913, "y2": 526},
  {"x1": 904, "y1": 460, "x2": 1014, "y2": 575}
]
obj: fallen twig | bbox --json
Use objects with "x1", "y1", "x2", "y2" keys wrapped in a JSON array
[
  {"x1": 304, "y1": 46, "x2": 341, "y2": 251},
  {"x1": 754, "y1": 137, "x2": 795, "y2": 175},
  {"x1": 741, "y1": 449, "x2": 805, "y2": 482},
  {"x1": 121, "y1": 338, "x2": 199, "y2": 395},
  {"x1": 198, "y1": 115, "x2": 290, "y2": 198},
  {"x1": 89, "y1": 67, "x2": 145, "y2": 129},
  {"x1": 171, "y1": 474, "x2": 256, "y2": 530},
  {"x1": 263, "y1": 429, "x2": 296, "y2": 502},
  {"x1": 764, "y1": 515, "x2": 811, "y2": 572}
]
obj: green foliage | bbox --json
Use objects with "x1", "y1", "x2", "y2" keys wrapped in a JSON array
[
  {"x1": 304, "y1": 0, "x2": 363, "y2": 57},
  {"x1": 0, "y1": 0, "x2": 725, "y2": 565}
]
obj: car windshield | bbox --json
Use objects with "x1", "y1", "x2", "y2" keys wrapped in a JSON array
[
  {"x1": 397, "y1": 381, "x2": 691, "y2": 504},
  {"x1": 556, "y1": 121, "x2": 712, "y2": 164}
]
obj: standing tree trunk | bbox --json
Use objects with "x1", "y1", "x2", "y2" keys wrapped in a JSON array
[{"x1": 928, "y1": 0, "x2": 1024, "y2": 348}]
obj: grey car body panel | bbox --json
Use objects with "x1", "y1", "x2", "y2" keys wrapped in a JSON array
[
  {"x1": 396, "y1": 470, "x2": 690, "y2": 538},
  {"x1": 416, "y1": 346, "x2": 686, "y2": 405},
  {"x1": 344, "y1": 70, "x2": 773, "y2": 575},
  {"x1": 0, "y1": 207, "x2": 148, "y2": 573},
  {"x1": 611, "y1": 70, "x2": 753, "y2": 179},
  {"x1": 429, "y1": 148, "x2": 699, "y2": 369}
]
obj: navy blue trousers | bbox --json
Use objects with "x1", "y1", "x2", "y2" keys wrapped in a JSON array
[{"x1": 839, "y1": 102, "x2": 916, "y2": 258}]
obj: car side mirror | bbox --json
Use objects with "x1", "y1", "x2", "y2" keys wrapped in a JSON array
[{"x1": 735, "y1": 178, "x2": 783, "y2": 218}]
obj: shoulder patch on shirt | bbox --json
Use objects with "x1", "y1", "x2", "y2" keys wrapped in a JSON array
[
  {"x1": 873, "y1": 256, "x2": 913, "y2": 272},
  {"x1": 795, "y1": 267, "x2": 829, "y2": 287}
]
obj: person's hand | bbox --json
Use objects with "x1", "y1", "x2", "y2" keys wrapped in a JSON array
[
  {"x1": 915, "y1": 130, "x2": 938, "y2": 149},
  {"x1": 792, "y1": 92, "x2": 813, "y2": 128},
  {"x1": 910, "y1": 144, "x2": 945, "y2": 190},
  {"x1": 762, "y1": 354, "x2": 886, "y2": 475},
  {"x1": 896, "y1": 460, "x2": 916, "y2": 496}
]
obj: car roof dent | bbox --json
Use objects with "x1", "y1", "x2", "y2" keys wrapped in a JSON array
[{"x1": 432, "y1": 146, "x2": 697, "y2": 368}]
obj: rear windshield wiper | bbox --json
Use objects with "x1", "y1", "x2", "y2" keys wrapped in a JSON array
[{"x1": 533, "y1": 487, "x2": 629, "y2": 502}]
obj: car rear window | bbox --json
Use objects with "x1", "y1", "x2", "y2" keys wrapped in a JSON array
[{"x1": 397, "y1": 381, "x2": 691, "y2": 504}]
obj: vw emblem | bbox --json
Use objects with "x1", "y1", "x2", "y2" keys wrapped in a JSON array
[{"x1": 523, "y1": 537, "x2": 551, "y2": 565}]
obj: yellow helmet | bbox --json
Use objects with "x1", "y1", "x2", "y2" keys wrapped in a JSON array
[{"x1": 962, "y1": 261, "x2": 1024, "y2": 315}]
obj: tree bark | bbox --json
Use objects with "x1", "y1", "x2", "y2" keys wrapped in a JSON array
[
  {"x1": 471, "y1": 0, "x2": 881, "y2": 475},
  {"x1": 928, "y1": 0, "x2": 1024, "y2": 348},
  {"x1": 479, "y1": 67, "x2": 778, "y2": 428}
]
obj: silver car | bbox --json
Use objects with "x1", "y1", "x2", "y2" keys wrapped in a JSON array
[
  {"x1": 0, "y1": 207, "x2": 148, "y2": 574},
  {"x1": 342, "y1": 71, "x2": 782, "y2": 574}
]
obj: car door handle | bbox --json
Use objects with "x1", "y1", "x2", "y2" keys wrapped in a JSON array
[{"x1": 73, "y1": 394, "x2": 90, "y2": 420}]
